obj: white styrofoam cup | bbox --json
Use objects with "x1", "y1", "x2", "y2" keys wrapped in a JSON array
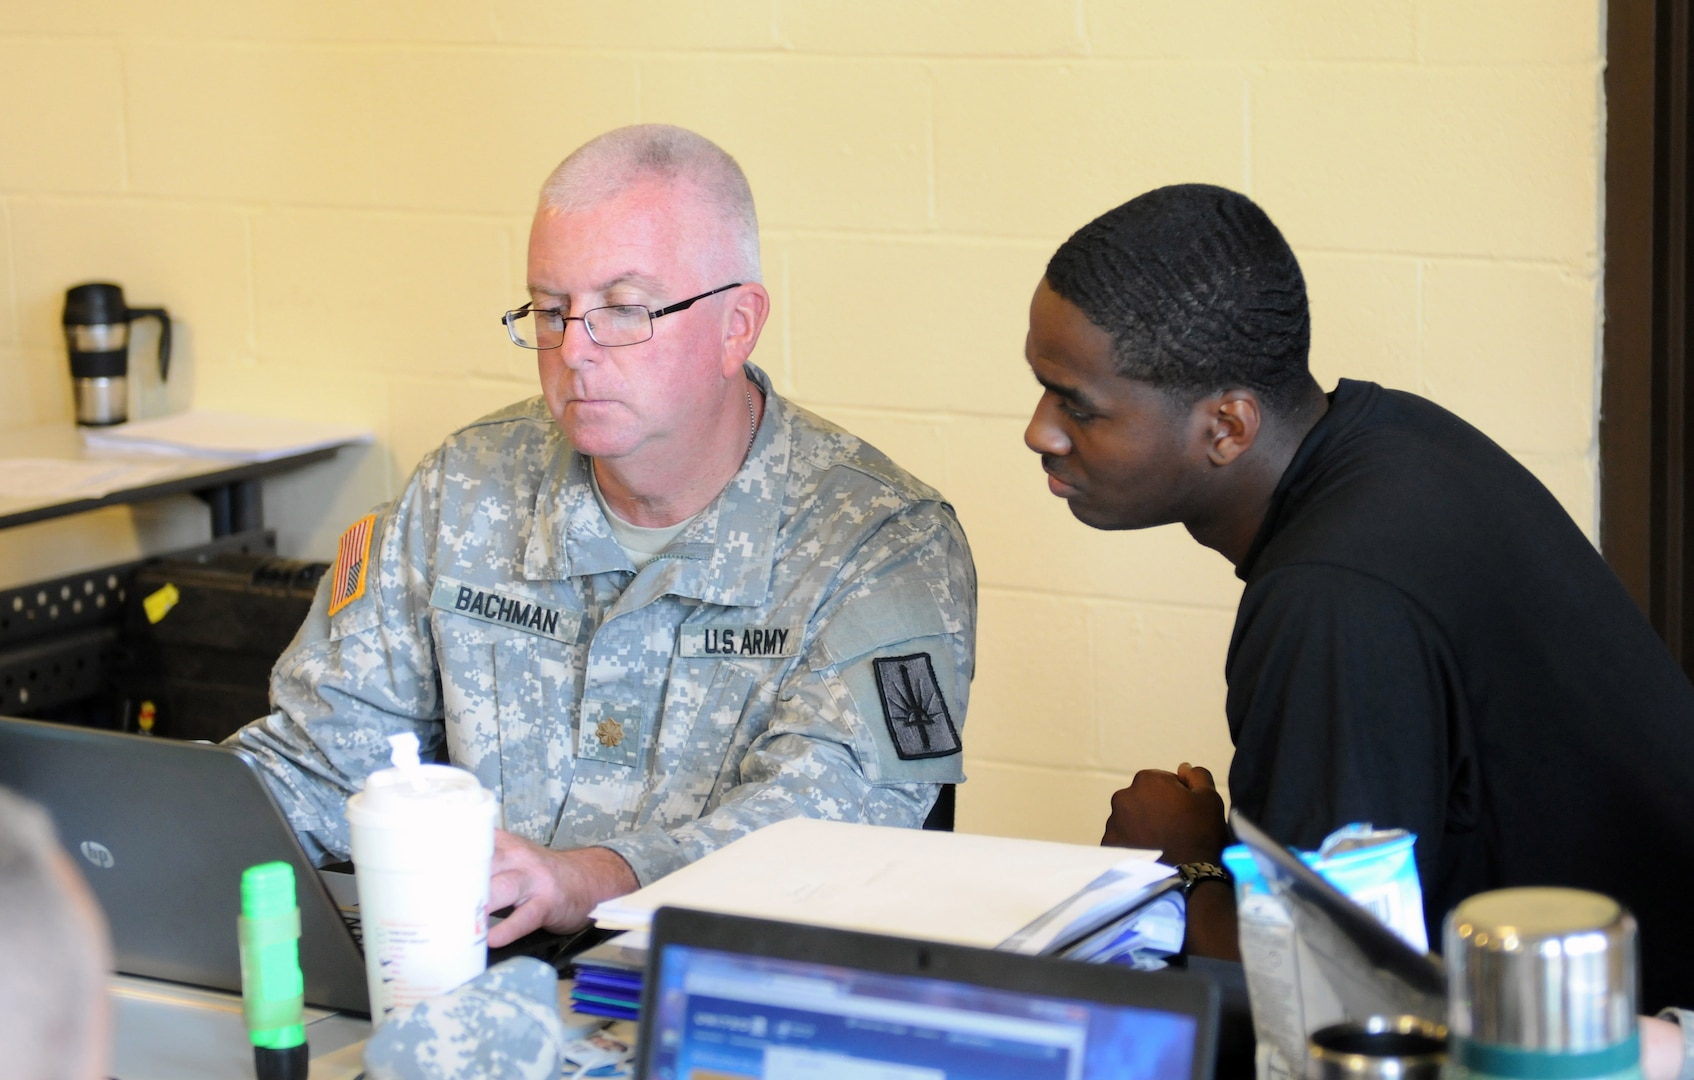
[{"x1": 345, "y1": 736, "x2": 496, "y2": 1025}]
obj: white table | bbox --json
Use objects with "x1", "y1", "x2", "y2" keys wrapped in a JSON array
[
  {"x1": 108, "y1": 974, "x2": 624, "y2": 1079},
  {"x1": 0, "y1": 424, "x2": 345, "y2": 537},
  {"x1": 109, "y1": 975, "x2": 369, "y2": 1080}
]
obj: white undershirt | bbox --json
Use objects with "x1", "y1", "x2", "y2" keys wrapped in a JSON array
[{"x1": 589, "y1": 466, "x2": 701, "y2": 572}]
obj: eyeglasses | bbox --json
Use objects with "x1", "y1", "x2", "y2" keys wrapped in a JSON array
[{"x1": 500, "y1": 283, "x2": 742, "y2": 350}]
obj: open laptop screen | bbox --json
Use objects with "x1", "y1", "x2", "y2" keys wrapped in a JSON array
[{"x1": 641, "y1": 908, "x2": 1214, "y2": 1080}]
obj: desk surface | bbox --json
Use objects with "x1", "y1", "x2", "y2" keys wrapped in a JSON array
[
  {"x1": 109, "y1": 974, "x2": 370, "y2": 1080},
  {"x1": 109, "y1": 973, "x2": 629, "y2": 1079},
  {"x1": 0, "y1": 424, "x2": 340, "y2": 532}
]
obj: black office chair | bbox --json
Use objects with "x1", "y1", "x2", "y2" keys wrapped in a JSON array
[{"x1": 921, "y1": 784, "x2": 956, "y2": 831}]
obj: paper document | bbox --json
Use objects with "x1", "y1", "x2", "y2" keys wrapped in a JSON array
[
  {"x1": 997, "y1": 860, "x2": 1180, "y2": 955},
  {"x1": 1055, "y1": 885, "x2": 1187, "y2": 964},
  {"x1": 0, "y1": 458, "x2": 184, "y2": 500},
  {"x1": 82, "y1": 410, "x2": 372, "y2": 461},
  {"x1": 589, "y1": 817, "x2": 1161, "y2": 949}
]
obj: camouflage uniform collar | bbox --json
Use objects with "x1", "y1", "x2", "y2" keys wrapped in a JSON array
[{"x1": 520, "y1": 363, "x2": 789, "y2": 609}]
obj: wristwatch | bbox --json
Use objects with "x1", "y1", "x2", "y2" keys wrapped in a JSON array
[{"x1": 1174, "y1": 861, "x2": 1232, "y2": 895}]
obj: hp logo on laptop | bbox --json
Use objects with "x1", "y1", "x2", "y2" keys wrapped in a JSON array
[{"x1": 79, "y1": 841, "x2": 115, "y2": 869}]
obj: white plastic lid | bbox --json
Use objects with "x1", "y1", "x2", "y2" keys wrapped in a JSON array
[{"x1": 345, "y1": 733, "x2": 492, "y2": 824}]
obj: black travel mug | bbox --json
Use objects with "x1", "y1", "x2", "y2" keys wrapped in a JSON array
[{"x1": 63, "y1": 282, "x2": 172, "y2": 426}]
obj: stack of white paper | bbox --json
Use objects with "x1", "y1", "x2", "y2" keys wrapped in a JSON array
[
  {"x1": 0, "y1": 458, "x2": 183, "y2": 500},
  {"x1": 998, "y1": 864, "x2": 1183, "y2": 955},
  {"x1": 82, "y1": 410, "x2": 373, "y2": 462},
  {"x1": 589, "y1": 817, "x2": 1171, "y2": 951}
]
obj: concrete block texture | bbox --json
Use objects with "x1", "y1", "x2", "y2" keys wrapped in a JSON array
[
  {"x1": 8, "y1": 198, "x2": 249, "y2": 427},
  {"x1": 387, "y1": 376, "x2": 539, "y2": 481},
  {"x1": 1419, "y1": 0, "x2": 1604, "y2": 65},
  {"x1": 0, "y1": 39, "x2": 126, "y2": 194},
  {"x1": 777, "y1": 0, "x2": 1085, "y2": 57},
  {"x1": 641, "y1": 57, "x2": 933, "y2": 232},
  {"x1": 125, "y1": 44, "x2": 386, "y2": 208},
  {"x1": 126, "y1": 43, "x2": 641, "y2": 213},
  {"x1": 955, "y1": 760, "x2": 1135, "y2": 845},
  {"x1": 342, "y1": 51, "x2": 641, "y2": 216},
  {"x1": 1090, "y1": 602, "x2": 1236, "y2": 789},
  {"x1": 933, "y1": 62, "x2": 1247, "y2": 239},
  {"x1": 785, "y1": 236, "x2": 1051, "y2": 417},
  {"x1": 193, "y1": 358, "x2": 393, "y2": 438},
  {"x1": 1254, "y1": 63, "x2": 1600, "y2": 262},
  {"x1": 0, "y1": 345, "x2": 73, "y2": 428},
  {"x1": 0, "y1": 204, "x2": 14, "y2": 346},
  {"x1": 1418, "y1": 258, "x2": 1598, "y2": 457},
  {"x1": 249, "y1": 208, "x2": 510, "y2": 377},
  {"x1": 1084, "y1": 1, "x2": 1418, "y2": 62},
  {"x1": 0, "y1": 1, "x2": 1606, "y2": 847},
  {"x1": 490, "y1": 0, "x2": 783, "y2": 52},
  {"x1": 0, "y1": 347, "x2": 32, "y2": 427},
  {"x1": 966, "y1": 588, "x2": 1097, "y2": 770},
  {"x1": 0, "y1": 1, "x2": 497, "y2": 43},
  {"x1": 9, "y1": 199, "x2": 252, "y2": 360},
  {"x1": 1302, "y1": 253, "x2": 1421, "y2": 394}
]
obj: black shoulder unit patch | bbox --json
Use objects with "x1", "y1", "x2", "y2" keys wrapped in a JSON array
[{"x1": 872, "y1": 653, "x2": 961, "y2": 760}]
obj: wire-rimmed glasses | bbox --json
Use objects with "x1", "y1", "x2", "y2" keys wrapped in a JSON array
[{"x1": 500, "y1": 283, "x2": 742, "y2": 349}]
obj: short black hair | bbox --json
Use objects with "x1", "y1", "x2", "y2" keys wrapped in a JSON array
[{"x1": 1045, "y1": 184, "x2": 1313, "y2": 412}]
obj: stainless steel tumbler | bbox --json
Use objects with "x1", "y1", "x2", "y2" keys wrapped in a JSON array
[
  {"x1": 1308, "y1": 1015, "x2": 1448, "y2": 1080},
  {"x1": 63, "y1": 282, "x2": 171, "y2": 426},
  {"x1": 1446, "y1": 887, "x2": 1640, "y2": 1080}
]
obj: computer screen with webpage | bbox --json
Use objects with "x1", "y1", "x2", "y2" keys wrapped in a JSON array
[{"x1": 645, "y1": 944, "x2": 1201, "y2": 1080}]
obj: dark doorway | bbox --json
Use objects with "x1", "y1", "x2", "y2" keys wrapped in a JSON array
[{"x1": 1602, "y1": 0, "x2": 1694, "y2": 673}]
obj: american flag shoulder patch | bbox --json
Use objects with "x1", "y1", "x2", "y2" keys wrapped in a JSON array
[{"x1": 327, "y1": 513, "x2": 378, "y2": 617}]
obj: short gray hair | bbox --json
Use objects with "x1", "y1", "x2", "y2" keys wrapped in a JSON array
[
  {"x1": 538, "y1": 124, "x2": 762, "y2": 283},
  {"x1": 0, "y1": 786, "x2": 109, "y2": 1080}
]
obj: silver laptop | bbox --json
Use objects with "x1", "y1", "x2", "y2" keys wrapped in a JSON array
[
  {"x1": 639, "y1": 906, "x2": 1220, "y2": 1080},
  {"x1": 0, "y1": 715, "x2": 369, "y2": 1014}
]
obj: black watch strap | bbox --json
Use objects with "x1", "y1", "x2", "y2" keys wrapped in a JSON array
[{"x1": 1174, "y1": 861, "x2": 1232, "y2": 895}]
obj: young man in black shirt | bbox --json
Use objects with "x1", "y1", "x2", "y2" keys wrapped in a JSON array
[{"x1": 1023, "y1": 183, "x2": 1694, "y2": 1010}]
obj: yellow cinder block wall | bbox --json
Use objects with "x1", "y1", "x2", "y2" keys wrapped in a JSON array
[{"x1": 0, "y1": 2, "x2": 1604, "y2": 844}]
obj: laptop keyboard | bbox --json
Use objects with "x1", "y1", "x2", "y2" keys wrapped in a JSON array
[
  {"x1": 340, "y1": 910, "x2": 363, "y2": 949},
  {"x1": 318, "y1": 869, "x2": 363, "y2": 951}
]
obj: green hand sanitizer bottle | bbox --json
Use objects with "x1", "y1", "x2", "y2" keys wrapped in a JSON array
[{"x1": 239, "y1": 861, "x2": 308, "y2": 1080}]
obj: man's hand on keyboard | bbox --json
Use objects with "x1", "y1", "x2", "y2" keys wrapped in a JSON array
[{"x1": 485, "y1": 831, "x2": 639, "y2": 948}]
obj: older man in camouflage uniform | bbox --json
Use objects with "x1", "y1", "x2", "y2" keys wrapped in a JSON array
[{"x1": 229, "y1": 125, "x2": 976, "y2": 945}]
